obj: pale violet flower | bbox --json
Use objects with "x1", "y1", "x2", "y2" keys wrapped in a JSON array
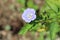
[{"x1": 22, "y1": 8, "x2": 36, "y2": 23}]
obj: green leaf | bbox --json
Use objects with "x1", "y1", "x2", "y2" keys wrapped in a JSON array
[
  {"x1": 55, "y1": 0, "x2": 60, "y2": 8},
  {"x1": 40, "y1": 4, "x2": 50, "y2": 13},
  {"x1": 27, "y1": 1, "x2": 34, "y2": 8},
  {"x1": 32, "y1": 5, "x2": 38, "y2": 10},
  {"x1": 17, "y1": 0, "x2": 25, "y2": 4},
  {"x1": 57, "y1": 12, "x2": 60, "y2": 19},
  {"x1": 27, "y1": 1, "x2": 38, "y2": 10},
  {"x1": 49, "y1": 22, "x2": 59, "y2": 40},
  {"x1": 57, "y1": 12, "x2": 60, "y2": 16},
  {"x1": 18, "y1": 24, "x2": 33, "y2": 35},
  {"x1": 47, "y1": 9, "x2": 57, "y2": 19},
  {"x1": 30, "y1": 23, "x2": 41, "y2": 31},
  {"x1": 46, "y1": 0, "x2": 58, "y2": 12}
]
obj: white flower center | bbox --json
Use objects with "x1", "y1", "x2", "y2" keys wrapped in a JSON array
[{"x1": 27, "y1": 14, "x2": 33, "y2": 19}]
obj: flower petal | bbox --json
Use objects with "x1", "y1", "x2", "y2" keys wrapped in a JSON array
[
  {"x1": 31, "y1": 15, "x2": 36, "y2": 21},
  {"x1": 22, "y1": 8, "x2": 36, "y2": 23},
  {"x1": 25, "y1": 19, "x2": 31, "y2": 23},
  {"x1": 22, "y1": 14, "x2": 31, "y2": 23},
  {"x1": 24, "y1": 8, "x2": 36, "y2": 14}
]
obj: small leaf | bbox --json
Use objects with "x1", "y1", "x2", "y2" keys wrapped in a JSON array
[
  {"x1": 49, "y1": 22, "x2": 59, "y2": 40},
  {"x1": 27, "y1": 1, "x2": 38, "y2": 10},
  {"x1": 46, "y1": 0, "x2": 58, "y2": 12},
  {"x1": 27, "y1": 1, "x2": 34, "y2": 8},
  {"x1": 55, "y1": 0, "x2": 60, "y2": 7},
  {"x1": 17, "y1": 0, "x2": 25, "y2": 5},
  {"x1": 30, "y1": 23, "x2": 41, "y2": 31},
  {"x1": 47, "y1": 9, "x2": 57, "y2": 19},
  {"x1": 18, "y1": 24, "x2": 33, "y2": 35}
]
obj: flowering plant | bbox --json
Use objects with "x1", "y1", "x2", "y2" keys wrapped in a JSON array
[
  {"x1": 18, "y1": 0, "x2": 60, "y2": 40},
  {"x1": 22, "y1": 8, "x2": 36, "y2": 23}
]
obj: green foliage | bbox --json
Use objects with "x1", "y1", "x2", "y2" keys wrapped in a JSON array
[
  {"x1": 17, "y1": 0, "x2": 60, "y2": 40},
  {"x1": 49, "y1": 22, "x2": 59, "y2": 40},
  {"x1": 45, "y1": 0, "x2": 58, "y2": 12},
  {"x1": 18, "y1": 24, "x2": 33, "y2": 35},
  {"x1": 30, "y1": 23, "x2": 41, "y2": 31},
  {"x1": 27, "y1": 0, "x2": 38, "y2": 10},
  {"x1": 17, "y1": 0, "x2": 25, "y2": 5}
]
